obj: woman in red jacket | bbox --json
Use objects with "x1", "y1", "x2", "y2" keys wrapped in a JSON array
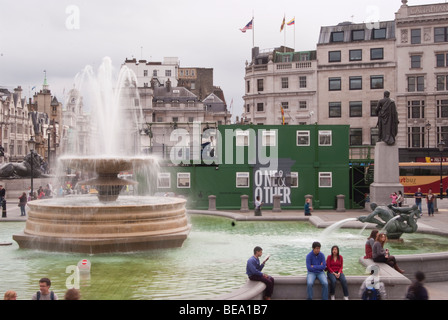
[{"x1": 326, "y1": 245, "x2": 349, "y2": 300}]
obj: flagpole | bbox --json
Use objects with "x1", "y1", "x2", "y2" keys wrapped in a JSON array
[
  {"x1": 252, "y1": 14, "x2": 255, "y2": 48},
  {"x1": 284, "y1": 14, "x2": 286, "y2": 51},
  {"x1": 293, "y1": 16, "x2": 296, "y2": 50}
]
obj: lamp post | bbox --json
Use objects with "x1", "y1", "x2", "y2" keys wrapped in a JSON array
[
  {"x1": 425, "y1": 121, "x2": 431, "y2": 148},
  {"x1": 28, "y1": 136, "x2": 35, "y2": 199},
  {"x1": 439, "y1": 140, "x2": 445, "y2": 199},
  {"x1": 46, "y1": 127, "x2": 51, "y2": 173}
]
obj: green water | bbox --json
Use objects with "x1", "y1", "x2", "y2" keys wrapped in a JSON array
[{"x1": 1, "y1": 215, "x2": 448, "y2": 300}]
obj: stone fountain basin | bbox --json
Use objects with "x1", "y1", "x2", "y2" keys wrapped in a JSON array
[{"x1": 13, "y1": 195, "x2": 190, "y2": 253}]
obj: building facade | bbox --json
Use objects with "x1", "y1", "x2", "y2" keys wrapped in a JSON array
[
  {"x1": 242, "y1": 46, "x2": 318, "y2": 126},
  {"x1": 395, "y1": 0, "x2": 448, "y2": 151},
  {"x1": 316, "y1": 20, "x2": 396, "y2": 158}
]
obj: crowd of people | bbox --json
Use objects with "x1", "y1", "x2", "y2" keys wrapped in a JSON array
[
  {"x1": 247, "y1": 236, "x2": 428, "y2": 300},
  {"x1": 3, "y1": 278, "x2": 80, "y2": 300}
]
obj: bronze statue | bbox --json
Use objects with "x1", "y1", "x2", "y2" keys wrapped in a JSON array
[
  {"x1": 376, "y1": 91, "x2": 399, "y2": 145},
  {"x1": 0, "y1": 152, "x2": 48, "y2": 178},
  {"x1": 358, "y1": 203, "x2": 420, "y2": 239}
]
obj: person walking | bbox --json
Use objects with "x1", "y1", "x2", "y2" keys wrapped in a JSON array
[
  {"x1": 18, "y1": 192, "x2": 27, "y2": 216},
  {"x1": 254, "y1": 196, "x2": 263, "y2": 216},
  {"x1": 304, "y1": 198, "x2": 313, "y2": 216},
  {"x1": 406, "y1": 271, "x2": 428, "y2": 300},
  {"x1": 306, "y1": 241, "x2": 329, "y2": 300},
  {"x1": 414, "y1": 188, "x2": 423, "y2": 213},
  {"x1": 0, "y1": 185, "x2": 6, "y2": 218},
  {"x1": 426, "y1": 189, "x2": 435, "y2": 216}
]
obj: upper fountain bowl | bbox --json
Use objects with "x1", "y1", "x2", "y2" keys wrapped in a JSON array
[{"x1": 58, "y1": 155, "x2": 156, "y2": 174}]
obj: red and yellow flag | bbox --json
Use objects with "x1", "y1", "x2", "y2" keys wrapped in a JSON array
[{"x1": 280, "y1": 16, "x2": 285, "y2": 32}]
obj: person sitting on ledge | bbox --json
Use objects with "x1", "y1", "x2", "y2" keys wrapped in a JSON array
[
  {"x1": 246, "y1": 246, "x2": 274, "y2": 300},
  {"x1": 372, "y1": 233, "x2": 404, "y2": 274}
]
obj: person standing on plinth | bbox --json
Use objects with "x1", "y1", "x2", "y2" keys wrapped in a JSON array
[{"x1": 376, "y1": 91, "x2": 399, "y2": 145}]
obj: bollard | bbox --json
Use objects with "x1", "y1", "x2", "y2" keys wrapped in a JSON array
[
  {"x1": 336, "y1": 194, "x2": 346, "y2": 212},
  {"x1": 240, "y1": 195, "x2": 249, "y2": 213},
  {"x1": 208, "y1": 195, "x2": 216, "y2": 211},
  {"x1": 272, "y1": 194, "x2": 282, "y2": 212}
]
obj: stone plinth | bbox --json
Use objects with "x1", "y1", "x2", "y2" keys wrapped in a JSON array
[{"x1": 369, "y1": 141, "x2": 403, "y2": 206}]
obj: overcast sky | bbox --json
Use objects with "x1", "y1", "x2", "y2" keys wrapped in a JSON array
[{"x1": 0, "y1": 0, "x2": 440, "y2": 119}]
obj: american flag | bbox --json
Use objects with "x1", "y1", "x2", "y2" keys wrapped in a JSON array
[{"x1": 240, "y1": 19, "x2": 253, "y2": 33}]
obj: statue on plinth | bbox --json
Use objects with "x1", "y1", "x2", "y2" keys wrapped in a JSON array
[{"x1": 376, "y1": 91, "x2": 399, "y2": 146}]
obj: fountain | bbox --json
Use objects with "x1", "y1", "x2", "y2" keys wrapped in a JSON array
[
  {"x1": 12, "y1": 57, "x2": 190, "y2": 253},
  {"x1": 357, "y1": 203, "x2": 421, "y2": 240}
]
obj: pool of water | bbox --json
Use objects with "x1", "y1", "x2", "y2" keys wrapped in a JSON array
[{"x1": 1, "y1": 214, "x2": 448, "y2": 300}]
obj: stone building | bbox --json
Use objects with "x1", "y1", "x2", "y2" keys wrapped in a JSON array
[
  {"x1": 395, "y1": 0, "x2": 448, "y2": 151},
  {"x1": 0, "y1": 86, "x2": 33, "y2": 163},
  {"x1": 242, "y1": 46, "x2": 318, "y2": 125},
  {"x1": 316, "y1": 20, "x2": 396, "y2": 158}
]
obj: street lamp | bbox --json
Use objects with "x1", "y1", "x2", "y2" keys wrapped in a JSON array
[
  {"x1": 425, "y1": 121, "x2": 431, "y2": 148},
  {"x1": 46, "y1": 127, "x2": 51, "y2": 173},
  {"x1": 438, "y1": 140, "x2": 445, "y2": 199},
  {"x1": 28, "y1": 136, "x2": 35, "y2": 199}
]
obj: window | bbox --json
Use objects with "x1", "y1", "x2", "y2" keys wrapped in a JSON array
[
  {"x1": 246, "y1": 80, "x2": 250, "y2": 93},
  {"x1": 436, "y1": 53, "x2": 448, "y2": 67},
  {"x1": 349, "y1": 49, "x2": 362, "y2": 61},
  {"x1": 262, "y1": 130, "x2": 277, "y2": 147},
  {"x1": 153, "y1": 70, "x2": 158, "y2": 76},
  {"x1": 329, "y1": 51, "x2": 341, "y2": 62},
  {"x1": 281, "y1": 102, "x2": 289, "y2": 109},
  {"x1": 281, "y1": 77, "x2": 289, "y2": 89},
  {"x1": 299, "y1": 76, "x2": 307, "y2": 88},
  {"x1": 329, "y1": 102, "x2": 341, "y2": 118},
  {"x1": 352, "y1": 29, "x2": 365, "y2": 41},
  {"x1": 144, "y1": 70, "x2": 148, "y2": 77},
  {"x1": 349, "y1": 101, "x2": 362, "y2": 117},
  {"x1": 165, "y1": 70, "x2": 172, "y2": 77},
  {"x1": 350, "y1": 128, "x2": 363, "y2": 146},
  {"x1": 257, "y1": 79, "x2": 264, "y2": 91},
  {"x1": 437, "y1": 100, "x2": 448, "y2": 118},
  {"x1": 331, "y1": 31, "x2": 344, "y2": 42},
  {"x1": 157, "y1": 173, "x2": 171, "y2": 188},
  {"x1": 371, "y1": 48, "x2": 384, "y2": 60},
  {"x1": 372, "y1": 28, "x2": 386, "y2": 39},
  {"x1": 411, "y1": 55, "x2": 421, "y2": 68},
  {"x1": 287, "y1": 172, "x2": 299, "y2": 188},
  {"x1": 438, "y1": 126, "x2": 448, "y2": 144},
  {"x1": 236, "y1": 130, "x2": 250, "y2": 146},
  {"x1": 319, "y1": 172, "x2": 332, "y2": 188},
  {"x1": 236, "y1": 172, "x2": 249, "y2": 188},
  {"x1": 296, "y1": 131, "x2": 310, "y2": 146},
  {"x1": 408, "y1": 127, "x2": 424, "y2": 148},
  {"x1": 437, "y1": 75, "x2": 448, "y2": 91},
  {"x1": 407, "y1": 100, "x2": 425, "y2": 119},
  {"x1": 257, "y1": 103, "x2": 264, "y2": 112},
  {"x1": 319, "y1": 130, "x2": 332, "y2": 146},
  {"x1": 371, "y1": 75, "x2": 384, "y2": 89},
  {"x1": 411, "y1": 29, "x2": 421, "y2": 44},
  {"x1": 370, "y1": 100, "x2": 379, "y2": 116},
  {"x1": 370, "y1": 128, "x2": 379, "y2": 145},
  {"x1": 435, "y1": 27, "x2": 448, "y2": 43},
  {"x1": 329, "y1": 77, "x2": 341, "y2": 91},
  {"x1": 349, "y1": 76, "x2": 362, "y2": 90},
  {"x1": 177, "y1": 173, "x2": 190, "y2": 188},
  {"x1": 299, "y1": 101, "x2": 307, "y2": 109},
  {"x1": 408, "y1": 76, "x2": 425, "y2": 92},
  {"x1": 246, "y1": 104, "x2": 250, "y2": 112}
]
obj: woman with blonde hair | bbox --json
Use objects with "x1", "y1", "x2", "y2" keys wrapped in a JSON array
[
  {"x1": 372, "y1": 233, "x2": 404, "y2": 274},
  {"x1": 4, "y1": 290, "x2": 17, "y2": 300}
]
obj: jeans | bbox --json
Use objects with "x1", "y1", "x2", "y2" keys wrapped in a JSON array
[
  {"x1": 427, "y1": 202, "x2": 434, "y2": 216},
  {"x1": 327, "y1": 272, "x2": 349, "y2": 297},
  {"x1": 249, "y1": 274, "x2": 274, "y2": 298},
  {"x1": 20, "y1": 205, "x2": 26, "y2": 216},
  {"x1": 306, "y1": 271, "x2": 328, "y2": 300},
  {"x1": 416, "y1": 201, "x2": 422, "y2": 213}
]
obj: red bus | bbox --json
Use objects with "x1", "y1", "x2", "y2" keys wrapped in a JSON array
[{"x1": 399, "y1": 162, "x2": 448, "y2": 195}]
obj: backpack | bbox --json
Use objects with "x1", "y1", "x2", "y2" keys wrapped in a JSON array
[
  {"x1": 36, "y1": 291, "x2": 55, "y2": 300},
  {"x1": 362, "y1": 287, "x2": 379, "y2": 300}
]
